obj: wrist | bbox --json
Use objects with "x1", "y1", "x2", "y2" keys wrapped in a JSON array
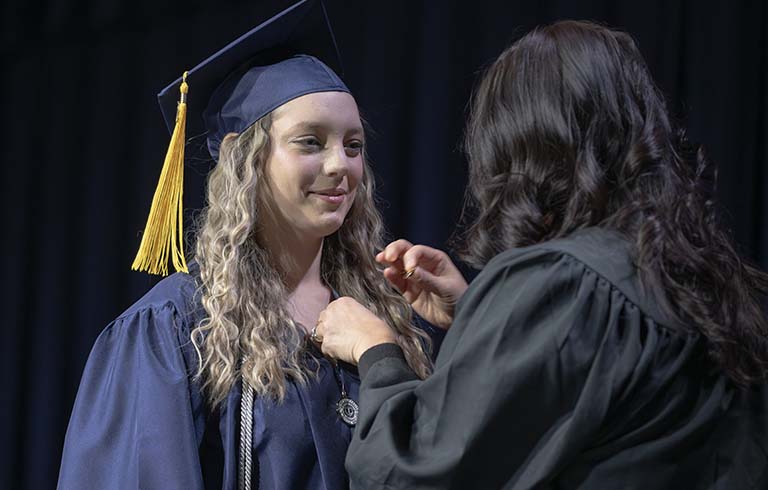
[{"x1": 353, "y1": 334, "x2": 397, "y2": 364}]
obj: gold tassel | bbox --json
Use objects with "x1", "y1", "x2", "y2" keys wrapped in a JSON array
[{"x1": 132, "y1": 72, "x2": 190, "y2": 276}]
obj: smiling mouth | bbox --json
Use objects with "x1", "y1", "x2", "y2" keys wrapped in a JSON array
[{"x1": 309, "y1": 191, "x2": 347, "y2": 205}]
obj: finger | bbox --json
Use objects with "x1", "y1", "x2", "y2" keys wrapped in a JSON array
[
  {"x1": 381, "y1": 255, "x2": 406, "y2": 276},
  {"x1": 406, "y1": 265, "x2": 441, "y2": 293},
  {"x1": 319, "y1": 341, "x2": 333, "y2": 358},
  {"x1": 402, "y1": 245, "x2": 446, "y2": 273},
  {"x1": 384, "y1": 267, "x2": 422, "y2": 304},
  {"x1": 317, "y1": 305, "x2": 333, "y2": 331},
  {"x1": 380, "y1": 239, "x2": 414, "y2": 264},
  {"x1": 383, "y1": 266, "x2": 407, "y2": 293},
  {"x1": 401, "y1": 288, "x2": 419, "y2": 304},
  {"x1": 326, "y1": 297, "x2": 346, "y2": 307}
]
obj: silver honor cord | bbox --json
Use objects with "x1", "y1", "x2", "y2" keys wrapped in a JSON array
[{"x1": 238, "y1": 381, "x2": 255, "y2": 490}]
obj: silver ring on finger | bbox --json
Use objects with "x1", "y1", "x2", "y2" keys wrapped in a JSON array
[{"x1": 310, "y1": 325, "x2": 323, "y2": 343}]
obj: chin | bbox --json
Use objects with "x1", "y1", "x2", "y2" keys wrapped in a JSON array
[
  {"x1": 317, "y1": 221, "x2": 345, "y2": 238},
  {"x1": 313, "y1": 212, "x2": 348, "y2": 238}
]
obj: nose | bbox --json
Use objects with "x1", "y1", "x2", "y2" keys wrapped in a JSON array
[{"x1": 323, "y1": 143, "x2": 352, "y2": 177}]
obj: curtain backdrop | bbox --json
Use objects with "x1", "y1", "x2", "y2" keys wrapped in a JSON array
[{"x1": 1, "y1": 1, "x2": 765, "y2": 488}]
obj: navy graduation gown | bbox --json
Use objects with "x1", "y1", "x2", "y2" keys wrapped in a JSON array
[{"x1": 58, "y1": 269, "x2": 359, "y2": 490}]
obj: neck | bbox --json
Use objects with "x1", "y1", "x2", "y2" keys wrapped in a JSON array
[{"x1": 259, "y1": 216, "x2": 324, "y2": 292}]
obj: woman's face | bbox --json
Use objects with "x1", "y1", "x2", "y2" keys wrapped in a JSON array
[{"x1": 264, "y1": 91, "x2": 364, "y2": 239}]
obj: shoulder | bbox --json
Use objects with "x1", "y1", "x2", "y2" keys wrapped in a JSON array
[
  {"x1": 461, "y1": 228, "x2": 620, "y2": 320},
  {"x1": 451, "y1": 227, "x2": 701, "y2": 386},
  {"x1": 482, "y1": 226, "x2": 632, "y2": 286},
  {"x1": 478, "y1": 226, "x2": 682, "y2": 330},
  {"x1": 117, "y1": 270, "x2": 203, "y2": 326},
  {"x1": 87, "y1": 270, "x2": 204, "y2": 378},
  {"x1": 94, "y1": 270, "x2": 204, "y2": 362}
]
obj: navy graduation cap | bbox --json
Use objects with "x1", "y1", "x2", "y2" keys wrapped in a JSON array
[{"x1": 133, "y1": 0, "x2": 350, "y2": 276}]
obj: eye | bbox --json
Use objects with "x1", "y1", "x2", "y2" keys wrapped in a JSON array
[
  {"x1": 295, "y1": 137, "x2": 323, "y2": 150},
  {"x1": 292, "y1": 136, "x2": 323, "y2": 153},
  {"x1": 345, "y1": 140, "x2": 364, "y2": 156}
]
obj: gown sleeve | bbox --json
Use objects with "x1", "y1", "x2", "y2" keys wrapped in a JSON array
[
  {"x1": 58, "y1": 302, "x2": 206, "y2": 490},
  {"x1": 346, "y1": 248, "x2": 692, "y2": 489}
]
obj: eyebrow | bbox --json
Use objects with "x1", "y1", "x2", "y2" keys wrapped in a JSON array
[{"x1": 286, "y1": 121, "x2": 364, "y2": 136}]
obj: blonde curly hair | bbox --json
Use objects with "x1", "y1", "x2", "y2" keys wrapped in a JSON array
[{"x1": 191, "y1": 114, "x2": 432, "y2": 407}]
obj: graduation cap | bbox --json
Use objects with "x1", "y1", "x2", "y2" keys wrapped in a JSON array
[{"x1": 132, "y1": 0, "x2": 350, "y2": 276}]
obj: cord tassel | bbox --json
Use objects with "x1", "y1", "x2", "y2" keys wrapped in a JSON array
[{"x1": 132, "y1": 72, "x2": 190, "y2": 276}]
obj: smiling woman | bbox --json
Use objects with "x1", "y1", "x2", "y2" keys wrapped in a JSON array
[
  {"x1": 56, "y1": 2, "x2": 431, "y2": 490},
  {"x1": 193, "y1": 89, "x2": 430, "y2": 411},
  {"x1": 264, "y1": 92, "x2": 365, "y2": 238}
]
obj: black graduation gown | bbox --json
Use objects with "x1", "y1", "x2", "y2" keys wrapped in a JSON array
[
  {"x1": 347, "y1": 227, "x2": 768, "y2": 489},
  {"x1": 58, "y1": 267, "x2": 359, "y2": 490}
]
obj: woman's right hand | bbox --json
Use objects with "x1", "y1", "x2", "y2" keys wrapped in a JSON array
[{"x1": 376, "y1": 240, "x2": 468, "y2": 330}]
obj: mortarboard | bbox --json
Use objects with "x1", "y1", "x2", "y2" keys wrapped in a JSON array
[{"x1": 132, "y1": 0, "x2": 351, "y2": 276}]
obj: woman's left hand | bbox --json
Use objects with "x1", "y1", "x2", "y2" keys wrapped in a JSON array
[{"x1": 315, "y1": 297, "x2": 397, "y2": 365}]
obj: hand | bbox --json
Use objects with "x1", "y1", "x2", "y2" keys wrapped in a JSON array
[
  {"x1": 376, "y1": 240, "x2": 468, "y2": 329},
  {"x1": 316, "y1": 297, "x2": 397, "y2": 364}
]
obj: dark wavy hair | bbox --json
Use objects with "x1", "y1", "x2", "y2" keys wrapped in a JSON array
[{"x1": 460, "y1": 20, "x2": 768, "y2": 387}]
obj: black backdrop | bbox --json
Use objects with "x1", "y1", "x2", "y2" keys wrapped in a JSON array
[{"x1": 1, "y1": 1, "x2": 766, "y2": 488}]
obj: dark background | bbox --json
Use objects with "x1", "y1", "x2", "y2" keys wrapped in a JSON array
[{"x1": 1, "y1": 0, "x2": 765, "y2": 488}]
